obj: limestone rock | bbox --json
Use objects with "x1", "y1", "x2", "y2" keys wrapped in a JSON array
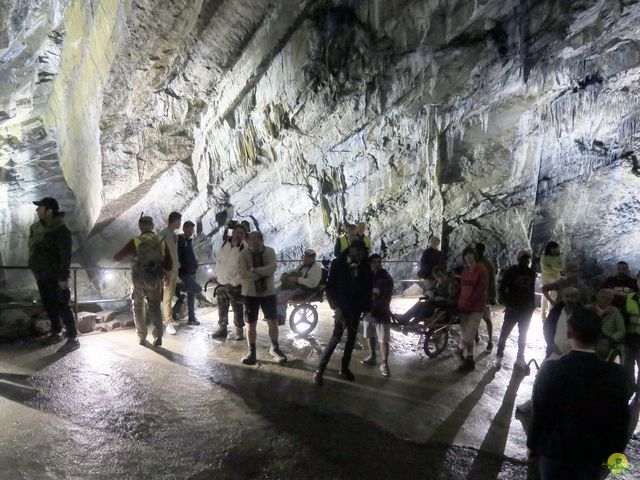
[{"x1": 76, "y1": 312, "x2": 96, "y2": 334}]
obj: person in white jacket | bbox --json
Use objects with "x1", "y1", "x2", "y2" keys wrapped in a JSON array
[
  {"x1": 275, "y1": 249, "x2": 323, "y2": 323},
  {"x1": 211, "y1": 224, "x2": 247, "y2": 340}
]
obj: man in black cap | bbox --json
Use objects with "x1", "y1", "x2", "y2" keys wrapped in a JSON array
[{"x1": 29, "y1": 197, "x2": 79, "y2": 353}]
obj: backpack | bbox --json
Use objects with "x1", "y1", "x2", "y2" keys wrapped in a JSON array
[{"x1": 132, "y1": 233, "x2": 165, "y2": 289}]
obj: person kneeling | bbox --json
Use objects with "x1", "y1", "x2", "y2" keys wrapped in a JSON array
[{"x1": 361, "y1": 254, "x2": 394, "y2": 377}]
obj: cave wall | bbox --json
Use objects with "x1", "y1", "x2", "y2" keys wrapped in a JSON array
[{"x1": 2, "y1": 0, "x2": 640, "y2": 286}]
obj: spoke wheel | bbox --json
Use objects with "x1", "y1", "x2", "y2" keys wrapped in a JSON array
[
  {"x1": 423, "y1": 325, "x2": 449, "y2": 358},
  {"x1": 289, "y1": 304, "x2": 319, "y2": 336}
]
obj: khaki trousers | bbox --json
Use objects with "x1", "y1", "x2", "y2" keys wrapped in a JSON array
[
  {"x1": 132, "y1": 283, "x2": 163, "y2": 341},
  {"x1": 162, "y1": 270, "x2": 179, "y2": 325}
]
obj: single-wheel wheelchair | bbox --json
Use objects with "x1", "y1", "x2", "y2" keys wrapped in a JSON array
[
  {"x1": 392, "y1": 304, "x2": 459, "y2": 358},
  {"x1": 287, "y1": 286, "x2": 325, "y2": 336}
]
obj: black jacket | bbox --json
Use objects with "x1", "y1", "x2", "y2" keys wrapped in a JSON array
[
  {"x1": 419, "y1": 247, "x2": 443, "y2": 279},
  {"x1": 177, "y1": 235, "x2": 198, "y2": 275},
  {"x1": 28, "y1": 217, "x2": 72, "y2": 281},
  {"x1": 371, "y1": 268, "x2": 394, "y2": 323},
  {"x1": 326, "y1": 255, "x2": 373, "y2": 317},
  {"x1": 498, "y1": 264, "x2": 536, "y2": 311},
  {"x1": 528, "y1": 350, "x2": 632, "y2": 464}
]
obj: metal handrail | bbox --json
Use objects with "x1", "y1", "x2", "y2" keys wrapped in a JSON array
[{"x1": 0, "y1": 258, "x2": 424, "y2": 323}]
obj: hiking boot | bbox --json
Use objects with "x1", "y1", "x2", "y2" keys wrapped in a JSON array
[
  {"x1": 138, "y1": 338, "x2": 147, "y2": 346},
  {"x1": 485, "y1": 341, "x2": 494, "y2": 353},
  {"x1": 494, "y1": 356, "x2": 503, "y2": 369},
  {"x1": 211, "y1": 326, "x2": 227, "y2": 339},
  {"x1": 165, "y1": 323, "x2": 177, "y2": 335},
  {"x1": 339, "y1": 368, "x2": 355, "y2": 382},
  {"x1": 360, "y1": 354, "x2": 377, "y2": 366},
  {"x1": 235, "y1": 327, "x2": 244, "y2": 341},
  {"x1": 43, "y1": 333, "x2": 63, "y2": 345},
  {"x1": 187, "y1": 318, "x2": 200, "y2": 326},
  {"x1": 153, "y1": 337, "x2": 162, "y2": 347},
  {"x1": 514, "y1": 357, "x2": 527, "y2": 370},
  {"x1": 457, "y1": 358, "x2": 475, "y2": 372},
  {"x1": 58, "y1": 338, "x2": 80, "y2": 354},
  {"x1": 270, "y1": 346, "x2": 287, "y2": 364},
  {"x1": 241, "y1": 352, "x2": 257, "y2": 365},
  {"x1": 516, "y1": 399, "x2": 533, "y2": 413},
  {"x1": 312, "y1": 370, "x2": 324, "y2": 386},
  {"x1": 380, "y1": 362, "x2": 391, "y2": 377}
]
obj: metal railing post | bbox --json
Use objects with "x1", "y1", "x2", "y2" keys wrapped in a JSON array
[{"x1": 73, "y1": 269, "x2": 79, "y2": 325}]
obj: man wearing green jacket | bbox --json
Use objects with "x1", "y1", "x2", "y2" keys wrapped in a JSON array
[{"x1": 29, "y1": 197, "x2": 79, "y2": 353}]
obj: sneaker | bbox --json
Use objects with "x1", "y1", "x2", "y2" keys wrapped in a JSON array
[
  {"x1": 457, "y1": 358, "x2": 475, "y2": 372},
  {"x1": 485, "y1": 341, "x2": 494, "y2": 353},
  {"x1": 494, "y1": 356, "x2": 503, "y2": 369},
  {"x1": 516, "y1": 399, "x2": 533, "y2": 413},
  {"x1": 339, "y1": 368, "x2": 355, "y2": 382},
  {"x1": 235, "y1": 327, "x2": 245, "y2": 341},
  {"x1": 153, "y1": 337, "x2": 162, "y2": 347},
  {"x1": 187, "y1": 318, "x2": 200, "y2": 325},
  {"x1": 241, "y1": 353, "x2": 257, "y2": 365},
  {"x1": 211, "y1": 326, "x2": 228, "y2": 338},
  {"x1": 360, "y1": 354, "x2": 377, "y2": 366},
  {"x1": 312, "y1": 370, "x2": 324, "y2": 385},
  {"x1": 165, "y1": 323, "x2": 177, "y2": 335},
  {"x1": 43, "y1": 333, "x2": 64, "y2": 345},
  {"x1": 380, "y1": 362, "x2": 391, "y2": 377},
  {"x1": 514, "y1": 358, "x2": 528, "y2": 370},
  {"x1": 58, "y1": 338, "x2": 80, "y2": 353},
  {"x1": 270, "y1": 346, "x2": 287, "y2": 364}
]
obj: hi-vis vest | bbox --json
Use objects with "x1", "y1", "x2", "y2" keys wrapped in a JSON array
[
  {"x1": 338, "y1": 234, "x2": 372, "y2": 252},
  {"x1": 625, "y1": 292, "x2": 640, "y2": 335}
]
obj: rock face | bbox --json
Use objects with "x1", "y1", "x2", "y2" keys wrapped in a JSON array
[{"x1": 2, "y1": 0, "x2": 640, "y2": 288}]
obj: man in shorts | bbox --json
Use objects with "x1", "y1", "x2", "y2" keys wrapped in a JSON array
[
  {"x1": 238, "y1": 231, "x2": 287, "y2": 365},
  {"x1": 361, "y1": 254, "x2": 394, "y2": 376}
]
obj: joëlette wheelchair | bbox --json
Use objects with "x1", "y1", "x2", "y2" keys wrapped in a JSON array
[
  {"x1": 286, "y1": 263, "x2": 329, "y2": 336},
  {"x1": 392, "y1": 300, "x2": 459, "y2": 358}
]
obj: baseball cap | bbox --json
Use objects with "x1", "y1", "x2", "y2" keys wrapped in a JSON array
[
  {"x1": 304, "y1": 249, "x2": 316, "y2": 256},
  {"x1": 517, "y1": 250, "x2": 530, "y2": 259},
  {"x1": 33, "y1": 197, "x2": 59, "y2": 212}
]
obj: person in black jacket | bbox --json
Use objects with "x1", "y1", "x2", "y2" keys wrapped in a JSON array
[
  {"x1": 495, "y1": 250, "x2": 536, "y2": 369},
  {"x1": 418, "y1": 236, "x2": 443, "y2": 281},
  {"x1": 175, "y1": 221, "x2": 202, "y2": 325},
  {"x1": 313, "y1": 240, "x2": 372, "y2": 385},
  {"x1": 528, "y1": 309, "x2": 633, "y2": 480},
  {"x1": 360, "y1": 254, "x2": 394, "y2": 376},
  {"x1": 29, "y1": 197, "x2": 79, "y2": 353}
]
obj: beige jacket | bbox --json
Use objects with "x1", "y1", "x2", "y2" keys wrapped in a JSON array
[
  {"x1": 159, "y1": 227, "x2": 179, "y2": 273},
  {"x1": 239, "y1": 245, "x2": 277, "y2": 297}
]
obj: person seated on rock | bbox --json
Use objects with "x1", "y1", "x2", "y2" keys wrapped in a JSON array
[
  {"x1": 276, "y1": 249, "x2": 323, "y2": 323},
  {"x1": 333, "y1": 223, "x2": 357, "y2": 257},
  {"x1": 394, "y1": 266, "x2": 459, "y2": 326},
  {"x1": 592, "y1": 288, "x2": 625, "y2": 361},
  {"x1": 601, "y1": 261, "x2": 638, "y2": 309}
]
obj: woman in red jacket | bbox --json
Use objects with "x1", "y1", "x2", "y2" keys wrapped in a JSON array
[{"x1": 457, "y1": 247, "x2": 489, "y2": 371}]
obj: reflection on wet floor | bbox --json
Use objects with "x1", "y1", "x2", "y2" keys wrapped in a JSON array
[{"x1": 0, "y1": 298, "x2": 638, "y2": 479}]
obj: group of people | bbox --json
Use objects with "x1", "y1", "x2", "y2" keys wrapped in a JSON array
[{"x1": 27, "y1": 197, "x2": 638, "y2": 478}]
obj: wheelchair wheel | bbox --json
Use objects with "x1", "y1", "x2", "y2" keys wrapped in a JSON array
[
  {"x1": 289, "y1": 304, "x2": 318, "y2": 335},
  {"x1": 423, "y1": 325, "x2": 449, "y2": 358}
]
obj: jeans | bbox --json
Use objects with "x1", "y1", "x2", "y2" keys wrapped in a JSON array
[
  {"x1": 35, "y1": 274, "x2": 77, "y2": 338},
  {"x1": 176, "y1": 274, "x2": 202, "y2": 321},
  {"x1": 539, "y1": 457, "x2": 606, "y2": 480},
  {"x1": 318, "y1": 311, "x2": 361, "y2": 372},
  {"x1": 496, "y1": 308, "x2": 533, "y2": 358}
]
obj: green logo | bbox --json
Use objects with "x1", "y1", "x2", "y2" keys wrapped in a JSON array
[{"x1": 606, "y1": 453, "x2": 633, "y2": 476}]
